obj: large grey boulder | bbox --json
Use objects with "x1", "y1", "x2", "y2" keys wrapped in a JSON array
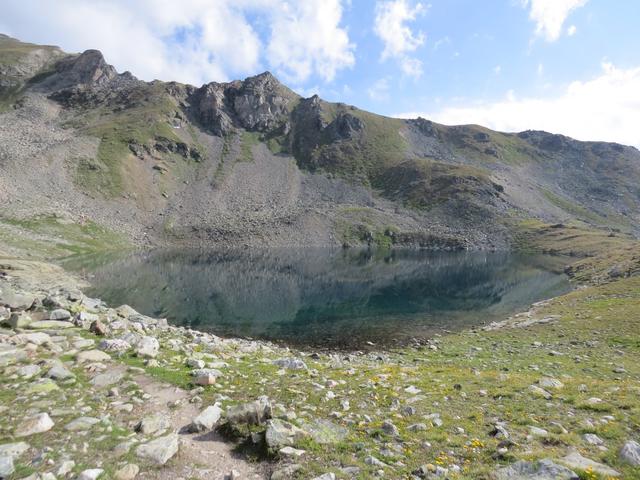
[
  {"x1": 15, "y1": 413, "x2": 55, "y2": 437},
  {"x1": 135, "y1": 413, "x2": 170, "y2": 435},
  {"x1": 226, "y1": 396, "x2": 272, "y2": 426},
  {"x1": 620, "y1": 440, "x2": 640, "y2": 466},
  {"x1": 135, "y1": 336, "x2": 159, "y2": 358},
  {"x1": 189, "y1": 404, "x2": 222, "y2": 433},
  {"x1": 493, "y1": 459, "x2": 578, "y2": 479},
  {"x1": 135, "y1": 433, "x2": 179, "y2": 465},
  {"x1": 560, "y1": 451, "x2": 620, "y2": 477},
  {"x1": 265, "y1": 419, "x2": 308, "y2": 449}
]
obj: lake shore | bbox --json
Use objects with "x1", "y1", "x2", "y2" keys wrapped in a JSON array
[{"x1": 1, "y1": 247, "x2": 640, "y2": 479}]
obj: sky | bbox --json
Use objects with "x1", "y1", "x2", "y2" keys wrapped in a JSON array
[{"x1": 2, "y1": 0, "x2": 639, "y2": 146}]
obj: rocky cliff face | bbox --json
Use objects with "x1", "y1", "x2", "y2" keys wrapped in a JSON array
[{"x1": 0, "y1": 35, "x2": 638, "y2": 250}]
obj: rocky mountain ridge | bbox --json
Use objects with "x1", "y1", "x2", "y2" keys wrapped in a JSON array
[{"x1": 1, "y1": 34, "x2": 639, "y2": 250}]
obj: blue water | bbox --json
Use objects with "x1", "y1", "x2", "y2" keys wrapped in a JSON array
[{"x1": 62, "y1": 248, "x2": 571, "y2": 348}]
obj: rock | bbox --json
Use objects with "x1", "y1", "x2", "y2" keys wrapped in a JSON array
[
  {"x1": 265, "y1": 419, "x2": 308, "y2": 449},
  {"x1": 135, "y1": 336, "x2": 159, "y2": 358},
  {"x1": 27, "y1": 320, "x2": 74, "y2": 330},
  {"x1": 189, "y1": 404, "x2": 222, "y2": 432},
  {"x1": 539, "y1": 377, "x2": 564, "y2": 389},
  {"x1": 279, "y1": 446, "x2": 306, "y2": 458},
  {"x1": 90, "y1": 370, "x2": 124, "y2": 388},
  {"x1": 136, "y1": 413, "x2": 170, "y2": 435},
  {"x1": 47, "y1": 362, "x2": 75, "y2": 380},
  {"x1": 65, "y1": 417, "x2": 101, "y2": 431},
  {"x1": 365, "y1": 455, "x2": 387, "y2": 467},
  {"x1": 13, "y1": 332, "x2": 51, "y2": 345},
  {"x1": 78, "y1": 468, "x2": 104, "y2": 480},
  {"x1": 0, "y1": 287, "x2": 35, "y2": 310},
  {"x1": 299, "y1": 419, "x2": 348, "y2": 444},
  {"x1": 114, "y1": 463, "x2": 139, "y2": 480},
  {"x1": 135, "y1": 433, "x2": 179, "y2": 465},
  {"x1": 529, "y1": 426, "x2": 549, "y2": 437},
  {"x1": 311, "y1": 474, "x2": 335, "y2": 480},
  {"x1": 620, "y1": 440, "x2": 640, "y2": 465},
  {"x1": 191, "y1": 368, "x2": 223, "y2": 385},
  {"x1": 26, "y1": 378, "x2": 60, "y2": 394},
  {"x1": 7, "y1": 312, "x2": 33, "y2": 329},
  {"x1": 116, "y1": 305, "x2": 140, "y2": 318},
  {"x1": 90, "y1": 319, "x2": 108, "y2": 336},
  {"x1": 48, "y1": 309, "x2": 71, "y2": 320},
  {"x1": 76, "y1": 349, "x2": 111, "y2": 363},
  {"x1": 0, "y1": 442, "x2": 30, "y2": 459},
  {"x1": 56, "y1": 460, "x2": 75, "y2": 476},
  {"x1": 560, "y1": 451, "x2": 620, "y2": 477},
  {"x1": 225, "y1": 470, "x2": 241, "y2": 480},
  {"x1": 15, "y1": 413, "x2": 55, "y2": 437},
  {"x1": 98, "y1": 339, "x2": 131, "y2": 352},
  {"x1": 270, "y1": 464, "x2": 302, "y2": 480},
  {"x1": 226, "y1": 396, "x2": 272, "y2": 426},
  {"x1": 17, "y1": 364, "x2": 41, "y2": 378},
  {"x1": 186, "y1": 358, "x2": 205, "y2": 369},
  {"x1": 273, "y1": 358, "x2": 307, "y2": 370},
  {"x1": 583, "y1": 433, "x2": 604, "y2": 446},
  {"x1": 382, "y1": 419, "x2": 400, "y2": 437},
  {"x1": 0, "y1": 455, "x2": 14, "y2": 478},
  {"x1": 528, "y1": 385, "x2": 552, "y2": 399},
  {"x1": 493, "y1": 459, "x2": 578, "y2": 479}
]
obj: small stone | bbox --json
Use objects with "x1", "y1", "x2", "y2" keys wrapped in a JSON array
[
  {"x1": 225, "y1": 469, "x2": 241, "y2": 480},
  {"x1": 191, "y1": 368, "x2": 223, "y2": 386},
  {"x1": 47, "y1": 362, "x2": 75, "y2": 381},
  {"x1": 76, "y1": 349, "x2": 111, "y2": 363},
  {"x1": 539, "y1": 377, "x2": 564, "y2": 389},
  {"x1": 48, "y1": 309, "x2": 71, "y2": 321},
  {"x1": 583, "y1": 433, "x2": 604, "y2": 446},
  {"x1": 529, "y1": 426, "x2": 549, "y2": 437},
  {"x1": 56, "y1": 460, "x2": 75, "y2": 476},
  {"x1": 279, "y1": 446, "x2": 306, "y2": 458},
  {"x1": 186, "y1": 358, "x2": 205, "y2": 369},
  {"x1": 98, "y1": 339, "x2": 131, "y2": 352},
  {"x1": 114, "y1": 463, "x2": 139, "y2": 480},
  {"x1": 78, "y1": 468, "x2": 104, "y2": 480},
  {"x1": 90, "y1": 319, "x2": 108, "y2": 336},
  {"x1": 528, "y1": 385, "x2": 552, "y2": 399},
  {"x1": 135, "y1": 433, "x2": 179, "y2": 465},
  {"x1": 65, "y1": 417, "x2": 101, "y2": 431},
  {"x1": 90, "y1": 370, "x2": 124, "y2": 388},
  {"x1": 381, "y1": 420, "x2": 400, "y2": 437},
  {"x1": 273, "y1": 358, "x2": 307, "y2": 370},
  {"x1": 270, "y1": 464, "x2": 302, "y2": 480},
  {"x1": 310, "y1": 474, "x2": 335, "y2": 480},
  {"x1": 15, "y1": 413, "x2": 55, "y2": 437}
]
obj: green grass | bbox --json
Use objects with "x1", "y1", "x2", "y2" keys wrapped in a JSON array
[{"x1": 0, "y1": 213, "x2": 129, "y2": 258}]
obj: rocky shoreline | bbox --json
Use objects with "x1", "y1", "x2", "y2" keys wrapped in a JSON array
[{"x1": 2, "y1": 257, "x2": 640, "y2": 479}]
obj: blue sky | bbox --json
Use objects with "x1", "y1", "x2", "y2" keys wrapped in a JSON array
[{"x1": 2, "y1": 0, "x2": 639, "y2": 145}]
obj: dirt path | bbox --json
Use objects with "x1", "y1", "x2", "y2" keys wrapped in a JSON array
[{"x1": 131, "y1": 374, "x2": 266, "y2": 480}]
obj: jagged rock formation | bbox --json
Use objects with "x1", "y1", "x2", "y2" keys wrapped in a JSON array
[{"x1": 0, "y1": 34, "x2": 639, "y2": 249}]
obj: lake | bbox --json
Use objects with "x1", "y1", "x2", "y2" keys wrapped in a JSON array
[{"x1": 62, "y1": 248, "x2": 572, "y2": 348}]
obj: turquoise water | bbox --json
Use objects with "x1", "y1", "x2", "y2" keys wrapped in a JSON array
[{"x1": 62, "y1": 248, "x2": 571, "y2": 348}]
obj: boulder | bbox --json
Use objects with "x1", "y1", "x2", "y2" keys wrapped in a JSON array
[
  {"x1": 0, "y1": 455, "x2": 14, "y2": 478},
  {"x1": 7, "y1": 312, "x2": 33, "y2": 329},
  {"x1": 620, "y1": 440, "x2": 640, "y2": 466},
  {"x1": 493, "y1": 459, "x2": 578, "y2": 479},
  {"x1": 90, "y1": 370, "x2": 124, "y2": 388},
  {"x1": 27, "y1": 320, "x2": 74, "y2": 330},
  {"x1": 135, "y1": 413, "x2": 170, "y2": 435},
  {"x1": 560, "y1": 451, "x2": 620, "y2": 477},
  {"x1": 135, "y1": 336, "x2": 159, "y2": 358},
  {"x1": 78, "y1": 468, "x2": 104, "y2": 480},
  {"x1": 298, "y1": 419, "x2": 348, "y2": 444},
  {"x1": 65, "y1": 417, "x2": 101, "y2": 431},
  {"x1": 226, "y1": 396, "x2": 272, "y2": 426},
  {"x1": 46, "y1": 362, "x2": 75, "y2": 381},
  {"x1": 135, "y1": 433, "x2": 179, "y2": 465},
  {"x1": 189, "y1": 404, "x2": 222, "y2": 433},
  {"x1": 265, "y1": 419, "x2": 308, "y2": 449},
  {"x1": 47, "y1": 309, "x2": 71, "y2": 321},
  {"x1": 0, "y1": 442, "x2": 30, "y2": 459},
  {"x1": 15, "y1": 413, "x2": 55, "y2": 437},
  {"x1": 191, "y1": 368, "x2": 223, "y2": 386},
  {"x1": 76, "y1": 349, "x2": 111, "y2": 363},
  {"x1": 114, "y1": 463, "x2": 139, "y2": 480},
  {"x1": 98, "y1": 339, "x2": 131, "y2": 352}
]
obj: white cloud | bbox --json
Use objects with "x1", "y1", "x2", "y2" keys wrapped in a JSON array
[
  {"x1": 367, "y1": 77, "x2": 391, "y2": 101},
  {"x1": 0, "y1": 0, "x2": 355, "y2": 86},
  {"x1": 522, "y1": 0, "x2": 588, "y2": 42},
  {"x1": 266, "y1": 0, "x2": 355, "y2": 84},
  {"x1": 493, "y1": 65, "x2": 502, "y2": 75},
  {"x1": 374, "y1": 0, "x2": 427, "y2": 78},
  {"x1": 394, "y1": 63, "x2": 640, "y2": 147},
  {"x1": 567, "y1": 24, "x2": 577, "y2": 36}
]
